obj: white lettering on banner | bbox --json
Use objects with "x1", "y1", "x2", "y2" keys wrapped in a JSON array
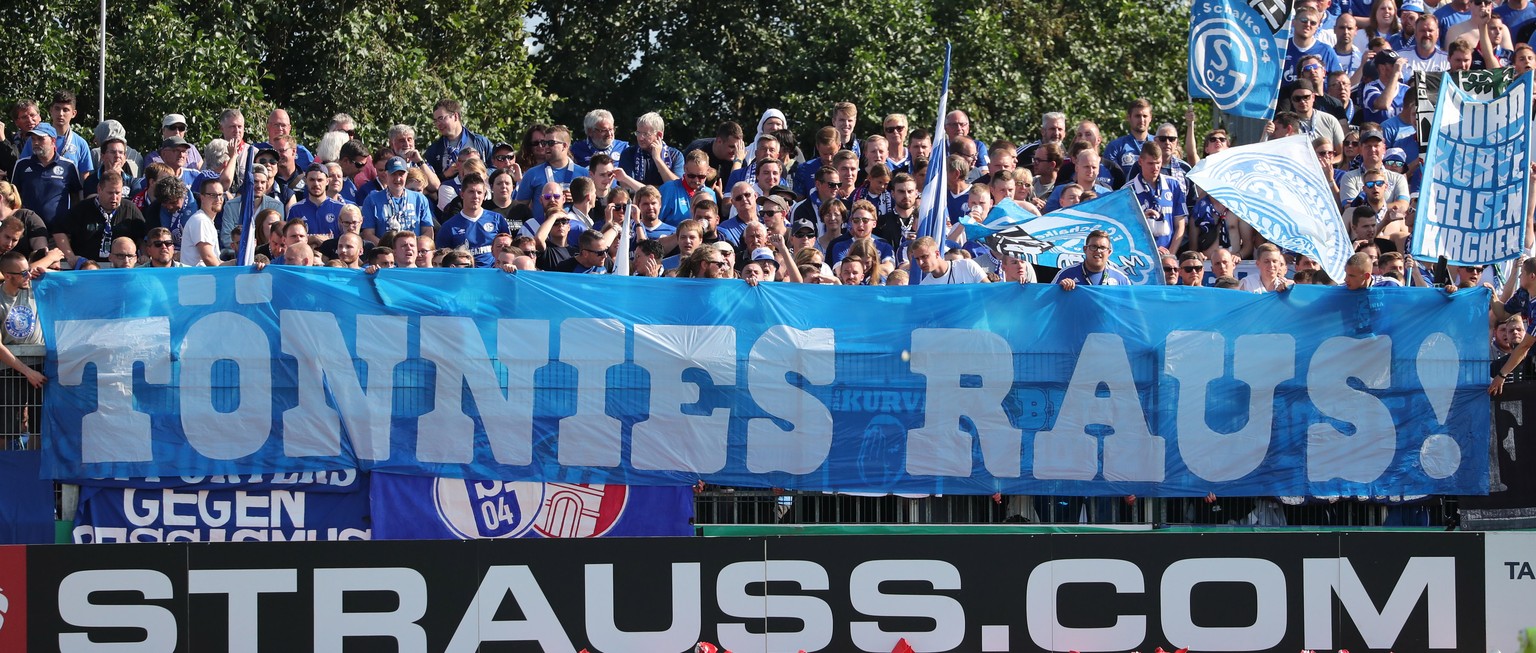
[
  {"x1": 313, "y1": 567, "x2": 428, "y2": 652},
  {"x1": 717, "y1": 560, "x2": 834, "y2": 653},
  {"x1": 1034, "y1": 333, "x2": 1165, "y2": 482},
  {"x1": 446, "y1": 566, "x2": 577, "y2": 653},
  {"x1": 585, "y1": 563, "x2": 701, "y2": 652},
  {"x1": 1167, "y1": 332, "x2": 1295, "y2": 481},
  {"x1": 56, "y1": 301, "x2": 1469, "y2": 487},
  {"x1": 848, "y1": 560, "x2": 966, "y2": 652},
  {"x1": 1160, "y1": 558, "x2": 1286, "y2": 651},
  {"x1": 281, "y1": 312, "x2": 407, "y2": 460},
  {"x1": 1307, "y1": 336, "x2": 1396, "y2": 482},
  {"x1": 57, "y1": 317, "x2": 172, "y2": 464},
  {"x1": 124, "y1": 488, "x2": 306, "y2": 529},
  {"x1": 745, "y1": 326, "x2": 836, "y2": 474},
  {"x1": 1025, "y1": 559, "x2": 1147, "y2": 652},
  {"x1": 72, "y1": 525, "x2": 368, "y2": 542},
  {"x1": 188, "y1": 569, "x2": 298, "y2": 653},
  {"x1": 417, "y1": 317, "x2": 541, "y2": 466},
  {"x1": 181, "y1": 312, "x2": 272, "y2": 459},
  {"x1": 58, "y1": 569, "x2": 179, "y2": 653},
  {"x1": 1302, "y1": 557, "x2": 1458, "y2": 649},
  {"x1": 557, "y1": 318, "x2": 625, "y2": 467},
  {"x1": 631, "y1": 325, "x2": 737, "y2": 473},
  {"x1": 906, "y1": 328, "x2": 1020, "y2": 478}
]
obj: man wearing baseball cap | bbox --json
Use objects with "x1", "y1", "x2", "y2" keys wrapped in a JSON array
[
  {"x1": 1361, "y1": 49, "x2": 1409, "y2": 124},
  {"x1": 144, "y1": 113, "x2": 204, "y2": 170},
  {"x1": 11, "y1": 123, "x2": 82, "y2": 228},
  {"x1": 1338, "y1": 125, "x2": 1411, "y2": 209},
  {"x1": 360, "y1": 157, "x2": 436, "y2": 241}
]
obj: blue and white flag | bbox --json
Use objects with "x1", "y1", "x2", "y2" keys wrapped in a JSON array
[
  {"x1": 1413, "y1": 71, "x2": 1534, "y2": 266},
  {"x1": 1188, "y1": 134, "x2": 1351, "y2": 281},
  {"x1": 916, "y1": 42, "x2": 952, "y2": 248},
  {"x1": 370, "y1": 474, "x2": 694, "y2": 539},
  {"x1": 983, "y1": 189, "x2": 1163, "y2": 285},
  {"x1": 1188, "y1": 0, "x2": 1294, "y2": 120},
  {"x1": 959, "y1": 198, "x2": 1037, "y2": 241},
  {"x1": 73, "y1": 473, "x2": 372, "y2": 543},
  {"x1": 238, "y1": 144, "x2": 258, "y2": 265}
]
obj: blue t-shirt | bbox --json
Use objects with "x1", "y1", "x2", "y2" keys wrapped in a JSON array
[
  {"x1": 1125, "y1": 173, "x2": 1188, "y2": 249},
  {"x1": 658, "y1": 179, "x2": 718, "y2": 226},
  {"x1": 1284, "y1": 39, "x2": 1343, "y2": 85},
  {"x1": 361, "y1": 189, "x2": 435, "y2": 235},
  {"x1": 1434, "y1": 5, "x2": 1471, "y2": 41},
  {"x1": 1103, "y1": 133, "x2": 1153, "y2": 177},
  {"x1": 437, "y1": 211, "x2": 511, "y2": 267},
  {"x1": 793, "y1": 158, "x2": 826, "y2": 198},
  {"x1": 825, "y1": 233, "x2": 895, "y2": 265},
  {"x1": 1360, "y1": 80, "x2": 1409, "y2": 125},
  {"x1": 19, "y1": 131, "x2": 95, "y2": 177},
  {"x1": 288, "y1": 197, "x2": 347, "y2": 239},
  {"x1": 638, "y1": 219, "x2": 676, "y2": 240},
  {"x1": 946, "y1": 190, "x2": 969, "y2": 226},
  {"x1": 1506, "y1": 288, "x2": 1536, "y2": 325},
  {"x1": 1499, "y1": 2, "x2": 1536, "y2": 37},
  {"x1": 716, "y1": 216, "x2": 748, "y2": 247},
  {"x1": 1043, "y1": 181, "x2": 1112, "y2": 212},
  {"x1": 1052, "y1": 263, "x2": 1132, "y2": 286},
  {"x1": 514, "y1": 161, "x2": 590, "y2": 223},
  {"x1": 570, "y1": 139, "x2": 629, "y2": 167},
  {"x1": 11, "y1": 157, "x2": 81, "y2": 227}
]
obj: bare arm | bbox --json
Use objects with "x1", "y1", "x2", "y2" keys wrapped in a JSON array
[{"x1": 0, "y1": 342, "x2": 43, "y2": 388}]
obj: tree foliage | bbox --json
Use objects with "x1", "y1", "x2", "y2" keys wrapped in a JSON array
[
  {"x1": 0, "y1": 0, "x2": 549, "y2": 151},
  {"x1": 2, "y1": 0, "x2": 1186, "y2": 155}
]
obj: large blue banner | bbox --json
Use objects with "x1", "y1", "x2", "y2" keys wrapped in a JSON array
[
  {"x1": 39, "y1": 267, "x2": 1490, "y2": 497},
  {"x1": 1413, "y1": 72, "x2": 1533, "y2": 266},
  {"x1": 1189, "y1": 0, "x2": 1294, "y2": 120},
  {"x1": 72, "y1": 472, "x2": 371, "y2": 543},
  {"x1": 370, "y1": 474, "x2": 694, "y2": 539}
]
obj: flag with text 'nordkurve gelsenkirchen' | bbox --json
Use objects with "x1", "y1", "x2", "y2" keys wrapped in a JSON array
[
  {"x1": 1188, "y1": 0, "x2": 1295, "y2": 120},
  {"x1": 1413, "y1": 71, "x2": 1534, "y2": 267},
  {"x1": 916, "y1": 41, "x2": 952, "y2": 248}
]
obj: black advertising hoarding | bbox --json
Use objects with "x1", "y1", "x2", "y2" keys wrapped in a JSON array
[
  {"x1": 14, "y1": 533, "x2": 1483, "y2": 652},
  {"x1": 1463, "y1": 383, "x2": 1536, "y2": 529}
]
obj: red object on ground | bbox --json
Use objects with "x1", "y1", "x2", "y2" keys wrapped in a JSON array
[{"x1": 892, "y1": 638, "x2": 916, "y2": 653}]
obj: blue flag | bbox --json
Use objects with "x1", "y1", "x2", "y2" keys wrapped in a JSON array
[
  {"x1": 1413, "y1": 71, "x2": 1533, "y2": 266},
  {"x1": 369, "y1": 475, "x2": 695, "y2": 539},
  {"x1": 238, "y1": 144, "x2": 258, "y2": 265},
  {"x1": 916, "y1": 42, "x2": 952, "y2": 248},
  {"x1": 1189, "y1": 0, "x2": 1294, "y2": 120},
  {"x1": 983, "y1": 189, "x2": 1163, "y2": 285}
]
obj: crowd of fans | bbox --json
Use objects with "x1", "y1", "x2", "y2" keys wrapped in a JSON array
[{"x1": 0, "y1": 0, "x2": 1531, "y2": 524}]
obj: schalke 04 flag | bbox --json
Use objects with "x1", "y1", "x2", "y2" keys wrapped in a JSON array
[
  {"x1": 1188, "y1": 0, "x2": 1295, "y2": 120},
  {"x1": 1413, "y1": 71, "x2": 1534, "y2": 266},
  {"x1": 1188, "y1": 134, "x2": 1351, "y2": 281},
  {"x1": 982, "y1": 189, "x2": 1162, "y2": 285}
]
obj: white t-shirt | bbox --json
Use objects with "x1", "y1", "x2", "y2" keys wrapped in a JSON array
[
  {"x1": 915, "y1": 258, "x2": 989, "y2": 285},
  {"x1": 181, "y1": 211, "x2": 219, "y2": 267},
  {"x1": 1239, "y1": 274, "x2": 1288, "y2": 293}
]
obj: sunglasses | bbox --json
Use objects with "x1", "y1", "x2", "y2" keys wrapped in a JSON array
[
  {"x1": 1302, "y1": 64, "x2": 1323, "y2": 72},
  {"x1": 685, "y1": 173, "x2": 708, "y2": 181},
  {"x1": 1163, "y1": 266, "x2": 1177, "y2": 272},
  {"x1": 583, "y1": 248, "x2": 607, "y2": 255},
  {"x1": 1316, "y1": 150, "x2": 1334, "y2": 158},
  {"x1": 1363, "y1": 180, "x2": 1387, "y2": 188},
  {"x1": 150, "y1": 240, "x2": 174, "y2": 248},
  {"x1": 1206, "y1": 136, "x2": 1228, "y2": 143},
  {"x1": 794, "y1": 231, "x2": 816, "y2": 238},
  {"x1": 256, "y1": 157, "x2": 278, "y2": 166},
  {"x1": 536, "y1": 140, "x2": 566, "y2": 147},
  {"x1": 1344, "y1": 140, "x2": 1360, "y2": 146},
  {"x1": 1291, "y1": 94, "x2": 1314, "y2": 102},
  {"x1": 884, "y1": 125, "x2": 906, "y2": 133},
  {"x1": 542, "y1": 193, "x2": 563, "y2": 201},
  {"x1": 1181, "y1": 265, "x2": 1203, "y2": 272},
  {"x1": 1156, "y1": 136, "x2": 1177, "y2": 142},
  {"x1": 494, "y1": 154, "x2": 515, "y2": 161}
]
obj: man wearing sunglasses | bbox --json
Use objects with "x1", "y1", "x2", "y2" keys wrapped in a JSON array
[
  {"x1": 141, "y1": 227, "x2": 182, "y2": 268},
  {"x1": 513, "y1": 125, "x2": 589, "y2": 226},
  {"x1": 1284, "y1": 4, "x2": 1344, "y2": 85},
  {"x1": 657, "y1": 150, "x2": 719, "y2": 226},
  {"x1": 1287, "y1": 79, "x2": 1345, "y2": 150},
  {"x1": 1338, "y1": 127, "x2": 1411, "y2": 210}
]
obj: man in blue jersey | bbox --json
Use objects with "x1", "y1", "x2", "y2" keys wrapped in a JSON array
[
  {"x1": 11, "y1": 124, "x2": 81, "y2": 229},
  {"x1": 424, "y1": 98, "x2": 493, "y2": 181},
  {"x1": 788, "y1": 165, "x2": 845, "y2": 234},
  {"x1": 571, "y1": 109, "x2": 628, "y2": 167},
  {"x1": 1103, "y1": 98, "x2": 1155, "y2": 178},
  {"x1": 825, "y1": 199, "x2": 895, "y2": 270},
  {"x1": 514, "y1": 125, "x2": 589, "y2": 224},
  {"x1": 883, "y1": 114, "x2": 912, "y2": 173},
  {"x1": 683, "y1": 122, "x2": 746, "y2": 192},
  {"x1": 1124, "y1": 142, "x2": 1188, "y2": 251},
  {"x1": 658, "y1": 150, "x2": 719, "y2": 226},
  {"x1": 793, "y1": 127, "x2": 841, "y2": 198},
  {"x1": 617, "y1": 112, "x2": 683, "y2": 188},
  {"x1": 289, "y1": 164, "x2": 346, "y2": 240},
  {"x1": 1055, "y1": 230, "x2": 1131, "y2": 289},
  {"x1": 18, "y1": 91, "x2": 93, "y2": 178},
  {"x1": 1285, "y1": 5, "x2": 1345, "y2": 85},
  {"x1": 361, "y1": 157, "x2": 435, "y2": 242},
  {"x1": 1360, "y1": 49, "x2": 1410, "y2": 124},
  {"x1": 437, "y1": 172, "x2": 509, "y2": 267}
]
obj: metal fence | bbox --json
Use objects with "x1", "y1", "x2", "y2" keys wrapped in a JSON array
[{"x1": 2, "y1": 347, "x2": 1455, "y2": 529}]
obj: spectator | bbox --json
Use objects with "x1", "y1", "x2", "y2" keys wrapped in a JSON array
[
  {"x1": 181, "y1": 178, "x2": 222, "y2": 267},
  {"x1": 18, "y1": 91, "x2": 93, "y2": 177},
  {"x1": 11, "y1": 123, "x2": 82, "y2": 229},
  {"x1": 1240, "y1": 243, "x2": 1294, "y2": 293},
  {"x1": 1105, "y1": 98, "x2": 1156, "y2": 176},
  {"x1": 514, "y1": 125, "x2": 588, "y2": 224},
  {"x1": 142, "y1": 227, "x2": 182, "y2": 268},
  {"x1": 552, "y1": 229, "x2": 614, "y2": 274},
  {"x1": 55, "y1": 171, "x2": 146, "y2": 268},
  {"x1": 1125, "y1": 142, "x2": 1188, "y2": 251},
  {"x1": 436, "y1": 172, "x2": 508, "y2": 267},
  {"x1": 571, "y1": 109, "x2": 628, "y2": 167},
  {"x1": 1055, "y1": 229, "x2": 1131, "y2": 288},
  {"x1": 425, "y1": 99, "x2": 494, "y2": 180},
  {"x1": 910, "y1": 236, "x2": 988, "y2": 285},
  {"x1": 361, "y1": 157, "x2": 435, "y2": 242},
  {"x1": 826, "y1": 200, "x2": 895, "y2": 271},
  {"x1": 618, "y1": 112, "x2": 684, "y2": 187},
  {"x1": 290, "y1": 164, "x2": 346, "y2": 240}
]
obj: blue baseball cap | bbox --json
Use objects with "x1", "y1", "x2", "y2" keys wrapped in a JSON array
[
  {"x1": 28, "y1": 123, "x2": 57, "y2": 139},
  {"x1": 1400, "y1": 0, "x2": 1425, "y2": 13},
  {"x1": 385, "y1": 156, "x2": 409, "y2": 173}
]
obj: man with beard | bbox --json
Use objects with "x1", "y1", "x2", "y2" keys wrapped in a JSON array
[{"x1": 571, "y1": 109, "x2": 629, "y2": 166}]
